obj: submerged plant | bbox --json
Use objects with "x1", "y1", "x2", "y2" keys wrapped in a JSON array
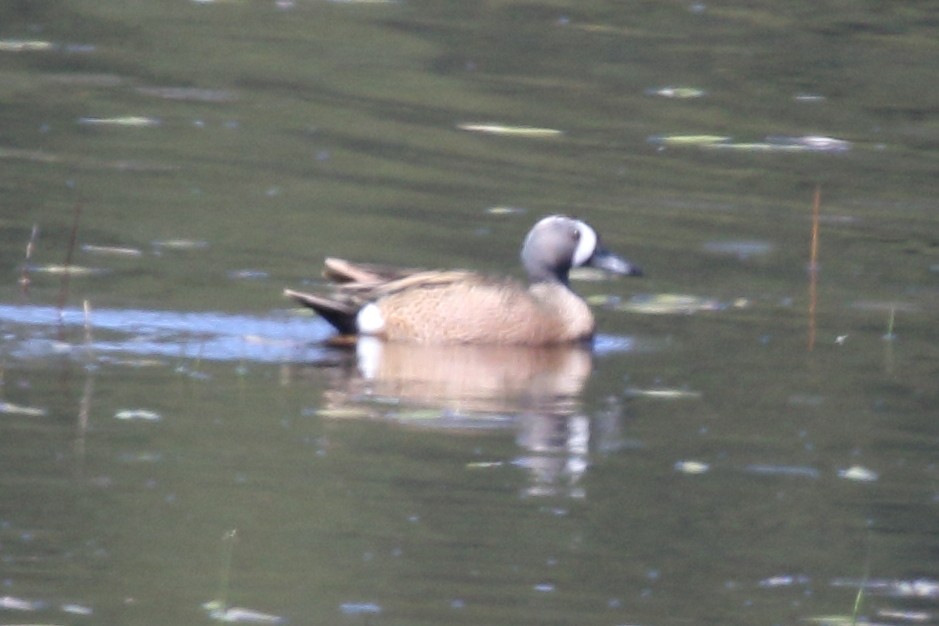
[
  {"x1": 851, "y1": 530, "x2": 872, "y2": 626},
  {"x1": 216, "y1": 529, "x2": 238, "y2": 610},
  {"x1": 884, "y1": 306, "x2": 896, "y2": 341},
  {"x1": 201, "y1": 530, "x2": 284, "y2": 623}
]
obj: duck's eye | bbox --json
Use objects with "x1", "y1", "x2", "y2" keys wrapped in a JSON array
[{"x1": 571, "y1": 229, "x2": 581, "y2": 241}]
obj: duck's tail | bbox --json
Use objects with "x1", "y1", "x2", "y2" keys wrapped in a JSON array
[{"x1": 284, "y1": 288, "x2": 359, "y2": 335}]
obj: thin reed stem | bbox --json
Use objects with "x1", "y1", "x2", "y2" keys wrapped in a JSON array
[
  {"x1": 807, "y1": 185, "x2": 821, "y2": 351},
  {"x1": 216, "y1": 529, "x2": 238, "y2": 609},
  {"x1": 57, "y1": 202, "x2": 83, "y2": 323},
  {"x1": 884, "y1": 305, "x2": 896, "y2": 340},
  {"x1": 19, "y1": 223, "x2": 39, "y2": 295}
]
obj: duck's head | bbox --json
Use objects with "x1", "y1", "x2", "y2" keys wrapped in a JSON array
[{"x1": 521, "y1": 215, "x2": 643, "y2": 284}]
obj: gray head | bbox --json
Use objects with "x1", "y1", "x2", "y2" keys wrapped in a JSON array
[{"x1": 520, "y1": 215, "x2": 643, "y2": 285}]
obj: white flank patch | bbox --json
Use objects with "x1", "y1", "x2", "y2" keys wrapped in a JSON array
[{"x1": 356, "y1": 303, "x2": 385, "y2": 335}]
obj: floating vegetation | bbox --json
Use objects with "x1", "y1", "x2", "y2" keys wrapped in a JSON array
[
  {"x1": 675, "y1": 460, "x2": 710, "y2": 475},
  {"x1": 457, "y1": 123, "x2": 563, "y2": 137},
  {"x1": 618, "y1": 293, "x2": 725, "y2": 315},
  {"x1": 78, "y1": 116, "x2": 161, "y2": 127},
  {"x1": 830, "y1": 578, "x2": 939, "y2": 599},
  {"x1": 759, "y1": 574, "x2": 810, "y2": 587},
  {"x1": 795, "y1": 93, "x2": 827, "y2": 102},
  {"x1": 625, "y1": 387, "x2": 702, "y2": 399},
  {"x1": 114, "y1": 409, "x2": 162, "y2": 421},
  {"x1": 136, "y1": 86, "x2": 237, "y2": 102},
  {"x1": 837, "y1": 465, "x2": 879, "y2": 482},
  {"x1": 0, "y1": 39, "x2": 54, "y2": 52},
  {"x1": 390, "y1": 408, "x2": 448, "y2": 421},
  {"x1": 645, "y1": 86, "x2": 706, "y2": 98},
  {"x1": 744, "y1": 464, "x2": 821, "y2": 479},
  {"x1": 152, "y1": 238, "x2": 209, "y2": 250},
  {"x1": 569, "y1": 22, "x2": 647, "y2": 36},
  {"x1": 649, "y1": 134, "x2": 851, "y2": 153},
  {"x1": 61, "y1": 602, "x2": 94, "y2": 615},
  {"x1": 585, "y1": 294, "x2": 620, "y2": 307},
  {"x1": 486, "y1": 205, "x2": 527, "y2": 215},
  {"x1": 0, "y1": 147, "x2": 66, "y2": 165},
  {"x1": 466, "y1": 461, "x2": 505, "y2": 469},
  {"x1": 877, "y1": 609, "x2": 932, "y2": 622},
  {"x1": 805, "y1": 616, "x2": 877, "y2": 626},
  {"x1": 203, "y1": 603, "x2": 285, "y2": 624},
  {"x1": 705, "y1": 142, "x2": 808, "y2": 152},
  {"x1": 27, "y1": 263, "x2": 106, "y2": 276},
  {"x1": 702, "y1": 240, "x2": 775, "y2": 259},
  {"x1": 81, "y1": 244, "x2": 143, "y2": 257},
  {"x1": 98, "y1": 356, "x2": 167, "y2": 367},
  {"x1": 648, "y1": 134, "x2": 730, "y2": 147},
  {"x1": 0, "y1": 39, "x2": 91, "y2": 54},
  {"x1": 0, "y1": 594, "x2": 46, "y2": 610},
  {"x1": 701, "y1": 135, "x2": 852, "y2": 153},
  {"x1": 0, "y1": 400, "x2": 47, "y2": 416},
  {"x1": 767, "y1": 135, "x2": 852, "y2": 151}
]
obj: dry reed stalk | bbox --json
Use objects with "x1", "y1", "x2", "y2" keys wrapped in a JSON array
[
  {"x1": 808, "y1": 185, "x2": 821, "y2": 351},
  {"x1": 19, "y1": 223, "x2": 39, "y2": 294},
  {"x1": 57, "y1": 203, "x2": 83, "y2": 323}
]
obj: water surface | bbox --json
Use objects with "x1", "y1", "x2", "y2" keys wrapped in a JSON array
[{"x1": 1, "y1": 1, "x2": 937, "y2": 625}]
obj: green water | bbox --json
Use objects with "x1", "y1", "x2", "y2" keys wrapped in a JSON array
[{"x1": 1, "y1": 1, "x2": 937, "y2": 624}]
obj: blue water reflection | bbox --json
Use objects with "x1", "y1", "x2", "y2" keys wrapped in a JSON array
[
  {"x1": 0, "y1": 303, "x2": 638, "y2": 364},
  {"x1": 0, "y1": 303, "x2": 328, "y2": 363}
]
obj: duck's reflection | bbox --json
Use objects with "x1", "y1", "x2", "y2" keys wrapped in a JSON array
[
  {"x1": 354, "y1": 338, "x2": 590, "y2": 413},
  {"x1": 293, "y1": 339, "x2": 620, "y2": 498}
]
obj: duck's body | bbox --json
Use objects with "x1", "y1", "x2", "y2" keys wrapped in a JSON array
[{"x1": 285, "y1": 216, "x2": 642, "y2": 345}]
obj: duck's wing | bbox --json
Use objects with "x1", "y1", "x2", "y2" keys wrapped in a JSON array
[
  {"x1": 323, "y1": 257, "x2": 425, "y2": 285},
  {"x1": 340, "y1": 269, "x2": 479, "y2": 299},
  {"x1": 286, "y1": 259, "x2": 480, "y2": 336}
]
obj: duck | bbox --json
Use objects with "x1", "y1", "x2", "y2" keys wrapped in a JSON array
[{"x1": 284, "y1": 215, "x2": 642, "y2": 345}]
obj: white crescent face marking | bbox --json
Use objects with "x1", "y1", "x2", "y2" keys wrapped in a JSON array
[{"x1": 572, "y1": 221, "x2": 597, "y2": 267}]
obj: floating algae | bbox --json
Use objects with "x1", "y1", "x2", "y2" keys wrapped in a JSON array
[
  {"x1": 619, "y1": 293, "x2": 724, "y2": 315},
  {"x1": 82, "y1": 244, "x2": 143, "y2": 257},
  {"x1": 645, "y1": 86, "x2": 706, "y2": 99},
  {"x1": 78, "y1": 115, "x2": 161, "y2": 127},
  {"x1": 457, "y1": 123, "x2": 563, "y2": 137},
  {"x1": 0, "y1": 401, "x2": 47, "y2": 417}
]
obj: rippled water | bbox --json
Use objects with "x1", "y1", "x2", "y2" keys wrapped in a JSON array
[{"x1": 1, "y1": 1, "x2": 937, "y2": 625}]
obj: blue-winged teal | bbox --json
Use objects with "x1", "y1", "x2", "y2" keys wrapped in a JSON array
[{"x1": 284, "y1": 215, "x2": 642, "y2": 344}]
